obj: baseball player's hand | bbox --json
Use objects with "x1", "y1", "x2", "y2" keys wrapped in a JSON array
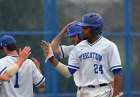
[
  {"x1": 61, "y1": 21, "x2": 77, "y2": 35},
  {"x1": 0, "y1": 74, "x2": 10, "y2": 82},
  {"x1": 119, "y1": 92, "x2": 123, "y2": 96},
  {"x1": 41, "y1": 40, "x2": 54, "y2": 61},
  {"x1": 62, "y1": 21, "x2": 77, "y2": 33},
  {"x1": 16, "y1": 46, "x2": 31, "y2": 66},
  {"x1": 66, "y1": 21, "x2": 77, "y2": 27},
  {"x1": 113, "y1": 92, "x2": 123, "y2": 97},
  {"x1": 32, "y1": 57, "x2": 40, "y2": 69}
]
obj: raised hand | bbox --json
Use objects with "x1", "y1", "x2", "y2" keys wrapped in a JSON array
[
  {"x1": 16, "y1": 46, "x2": 31, "y2": 66},
  {"x1": 67, "y1": 21, "x2": 77, "y2": 27},
  {"x1": 31, "y1": 57, "x2": 40, "y2": 69},
  {"x1": 41, "y1": 40, "x2": 54, "y2": 61}
]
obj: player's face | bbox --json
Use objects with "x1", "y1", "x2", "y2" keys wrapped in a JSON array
[
  {"x1": 81, "y1": 26, "x2": 92, "y2": 39},
  {"x1": 69, "y1": 35, "x2": 81, "y2": 45}
]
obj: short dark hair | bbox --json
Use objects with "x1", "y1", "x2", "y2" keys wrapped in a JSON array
[{"x1": 6, "y1": 44, "x2": 17, "y2": 51}]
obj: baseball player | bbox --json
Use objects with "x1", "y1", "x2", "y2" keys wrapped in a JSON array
[
  {"x1": 0, "y1": 44, "x2": 31, "y2": 86},
  {"x1": 49, "y1": 21, "x2": 82, "y2": 97},
  {"x1": 69, "y1": 13, "x2": 123, "y2": 97},
  {"x1": 41, "y1": 13, "x2": 123, "y2": 97},
  {"x1": 0, "y1": 40, "x2": 33, "y2": 96},
  {"x1": 0, "y1": 35, "x2": 45, "y2": 97},
  {"x1": 0, "y1": 42, "x2": 33, "y2": 81}
]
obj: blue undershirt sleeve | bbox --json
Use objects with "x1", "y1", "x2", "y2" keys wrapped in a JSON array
[
  {"x1": 68, "y1": 67, "x2": 77, "y2": 75},
  {"x1": 112, "y1": 68, "x2": 123, "y2": 75}
]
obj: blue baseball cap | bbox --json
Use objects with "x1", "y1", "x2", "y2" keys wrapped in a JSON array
[
  {"x1": 0, "y1": 35, "x2": 16, "y2": 48},
  {"x1": 65, "y1": 22, "x2": 82, "y2": 38}
]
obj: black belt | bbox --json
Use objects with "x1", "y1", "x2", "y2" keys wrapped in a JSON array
[{"x1": 78, "y1": 83, "x2": 108, "y2": 90}]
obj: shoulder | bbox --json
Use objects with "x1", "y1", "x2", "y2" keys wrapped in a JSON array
[
  {"x1": 0, "y1": 56, "x2": 9, "y2": 60},
  {"x1": 70, "y1": 40, "x2": 87, "y2": 53},
  {"x1": 102, "y1": 37, "x2": 118, "y2": 52},
  {"x1": 23, "y1": 59, "x2": 37, "y2": 69},
  {"x1": 24, "y1": 59, "x2": 34, "y2": 65},
  {"x1": 75, "y1": 40, "x2": 87, "y2": 48},
  {"x1": 0, "y1": 56, "x2": 9, "y2": 63},
  {"x1": 101, "y1": 37, "x2": 117, "y2": 47},
  {"x1": 60, "y1": 45, "x2": 74, "y2": 49}
]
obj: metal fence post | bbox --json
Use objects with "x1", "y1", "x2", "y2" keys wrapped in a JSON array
[{"x1": 124, "y1": 0, "x2": 131, "y2": 96}]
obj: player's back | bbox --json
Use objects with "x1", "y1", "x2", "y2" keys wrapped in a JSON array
[{"x1": 0, "y1": 56, "x2": 43, "y2": 97}]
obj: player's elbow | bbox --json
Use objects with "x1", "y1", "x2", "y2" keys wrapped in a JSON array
[
  {"x1": 38, "y1": 82, "x2": 45, "y2": 93},
  {"x1": 65, "y1": 75, "x2": 71, "y2": 78},
  {"x1": 39, "y1": 81, "x2": 45, "y2": 88},
  {"x1": 64, "y1": 73, "x2": 71, "y2": 78}
]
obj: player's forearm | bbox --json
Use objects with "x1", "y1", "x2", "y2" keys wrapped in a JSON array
[
  {"x1": 49, "y1": 56, "x2": 71, "y2": 78},
  {"x1": 37, "y1": 81, "x2": 45, "y2": 93},
  {"x1": 38, "y1": 87, "x2": 45, "y2": 93},
  {"x1": 53, "y1": 25, "x2": 68, "y2": 43},
  {"x1": 5, "y1": 64, "x2": 19, "y2": 77},
  {"x1": 38, "y1": 81, "x2": 45, "y2": 88},
  {"x1": 113, "y1": 75, "x2": 123, "y2": 97},
  {"x1": 49, "y1": 56, "x2": 59, "y2": 67},
  {"x1": 15, "y1": 58, "x2": 24, "y2": 67},
  {"x1": 52, "y1": 21, "x2": 76, "y2": 43},
  {"x1": 55, "y1": 62, "x2": 71, "y2": 78},
  {"x1": 50, "y1": 25, "x2": 68, "y2": 54},
  {"x1": 50, "y1": 40, "x2": 61, "y2": 55},
  {"x1": 5, "y1": 58, "x2": 25, "y2": 77}
]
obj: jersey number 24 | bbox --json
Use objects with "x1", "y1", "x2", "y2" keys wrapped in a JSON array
[{"x1": 94, "y1": 64, "x2": 103, "y2": 74}]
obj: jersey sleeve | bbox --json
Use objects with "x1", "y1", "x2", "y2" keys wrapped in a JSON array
[
  {"x1": 0, "y1": 61, "x2": 7, "y2": 85},
  {"x1": 67, "y1": 48, "x2": 79, "y2": 72},
  {"x1": 0, "y1": 60, "x2": 8, "y2": 75},
  {"x1": 108, "y1": 42, "x2": 122, "y2": 71},
  {"x1": 59, "y1": 45, "x2": 75, "y2": 59},
  {"x1": 28, "y1": 60, "x2": 45, "y2": 87}
]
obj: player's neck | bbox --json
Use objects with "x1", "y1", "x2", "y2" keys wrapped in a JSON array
[
  {"x1": 87, "y1": 35, "x2": 101, "y2": 44},
  {"x1": 7, "y1": 50, "x2": 18, "y2": 56}
]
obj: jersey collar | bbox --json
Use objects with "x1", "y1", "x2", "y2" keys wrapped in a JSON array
[
  {"x1": 86, "y1": 36, "x2": 103, "y2": 46},
  {"x1": 7, "y1": 54, "x2": 19, "y2": 57}
]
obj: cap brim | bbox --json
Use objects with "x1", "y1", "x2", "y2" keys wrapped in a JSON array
[
  {"x1": 64, "y1": 33, "x2": 78, "y2": 38},
  {"x1": 77, "y1": 22, "x2": 92, "y2": 27}
]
